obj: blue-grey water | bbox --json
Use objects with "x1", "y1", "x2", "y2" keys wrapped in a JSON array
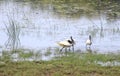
[{"x1": 0, "y1": 0, "x2": 120, "y2": 54}]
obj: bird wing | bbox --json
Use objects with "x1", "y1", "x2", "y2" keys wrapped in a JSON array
[{"x1": 57, "y1": 40, "x2": 72, "y2": 47}]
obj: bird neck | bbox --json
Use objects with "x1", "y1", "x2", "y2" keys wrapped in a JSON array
[
  {"x1": 89, "y1": 36, "x2": 91, "y2": 40},
  {"x1": 70, "y1": 37, "x2": 75, "y2": 44}
]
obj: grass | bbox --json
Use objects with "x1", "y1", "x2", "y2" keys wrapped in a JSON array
[{"x1": 0, "y1": 50, "x2": 120, "y2": 76}]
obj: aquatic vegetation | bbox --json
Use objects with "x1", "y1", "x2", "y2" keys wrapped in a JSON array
[{"x1": 4, "y1": 16, "x2": 21, "y2": 51}]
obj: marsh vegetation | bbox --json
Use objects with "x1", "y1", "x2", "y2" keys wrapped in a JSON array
[{"x1": 0, "y1": 49, "x2": 120, "y2": 76}]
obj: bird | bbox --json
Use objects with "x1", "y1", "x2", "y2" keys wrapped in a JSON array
[
  {"x1": 57, "y1": 36, "x2": 75, "y2": 52},
  {"x1": 86, "y1": 35, "x2": 92, "y2": 48}
]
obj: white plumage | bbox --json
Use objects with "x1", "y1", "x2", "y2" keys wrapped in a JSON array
[
  {"x1": 86, "y1": 35, "x2": 92, "y2": 48},
  {"x1": 86, "y1": 39, "x2": 91, "y2": 45},
  {"x1": 58, "y1": 36, "x2": 75, "y2": 52},
  {"x1": 58, "y1": 40, "x2": 72, "y2": 47}
]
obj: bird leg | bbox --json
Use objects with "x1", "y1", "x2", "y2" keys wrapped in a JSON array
[
  {"x1": 86, "y1": 44, "x2": 87, "y2": 48},
  {"x1": 68, "y1": 47, "x2": 71, "y2": 51},
  {"x1": 72, "y1": 45, "x2": 74, "y2": 52},
  {"x1": 86, "y1": 45, "x2": 91, "y2": 49},
  {"x1": 88, "y1": 45, "x2": 91, "y2": 49},
  {"x1": 60, "y1": 47, "x2": 65, "y2": 52}
]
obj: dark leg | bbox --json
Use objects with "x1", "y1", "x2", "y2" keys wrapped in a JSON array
[
  {"x1": 65, "y1": 47, "x2": 67, "y2": 51},
  {"x1": 89, "y1": 45, "x2": 91, "y2": 49},
  {"x1": 86, "y1": 44, "x2": 87, "y2": 49},
  {"x1": 60, "y1": 47, "x2": 64, "y2": 52},
  {"x1": 72, "y1": 45, "x2": 74, "y2": 52},
  {"x1": 86, "y1": 47, "x2": 92, "y2": 53},
  {"x1": 68, "y1": 47, "x2": 70, "y2": 51}
]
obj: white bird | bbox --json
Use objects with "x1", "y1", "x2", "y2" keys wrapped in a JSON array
[
  {"x1": 86, "y1": 35, "x2": 92, "y2": 48},
  {"x1": 58, "y1": 36, "x2": 75, "y2": 52}
]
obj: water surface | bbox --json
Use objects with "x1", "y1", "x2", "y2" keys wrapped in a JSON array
[{"x1": 0, "y1": 0, "x2": 120, "y2": 54}]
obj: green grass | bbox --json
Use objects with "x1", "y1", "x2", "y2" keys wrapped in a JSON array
[{"x1": 0, "y1": 51, "x2": 120, "y2": 76}]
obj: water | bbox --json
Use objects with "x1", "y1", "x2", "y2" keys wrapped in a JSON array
[
  {"x1": 97, "y1": 61, "x2": 120, "y2": 66},
  {"x1": 0, "y1": 0, "x2": 120, "y2": 54}
]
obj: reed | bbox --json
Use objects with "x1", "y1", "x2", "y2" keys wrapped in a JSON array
[{"x1": 5, "y1": 16, "x2": 21, "y2": 51}]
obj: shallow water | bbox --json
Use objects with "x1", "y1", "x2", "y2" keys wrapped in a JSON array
[
  {"x1": 0, "y1": 0, "x2": 120, "y2": 54},
  {"x1": 97, "y1": 61, "x2": 120, "y2": 66}
]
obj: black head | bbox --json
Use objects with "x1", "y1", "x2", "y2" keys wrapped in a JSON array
[{"x1": 68, "y1": 40, "x2": 72, "y2": 44}]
